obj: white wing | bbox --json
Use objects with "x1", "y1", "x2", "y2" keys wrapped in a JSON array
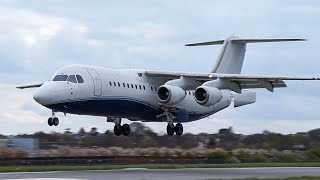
[
  {"x1": 145, "y1": 70, "x2": 320, "y2": 92},
  {"x1": 16, "y1": 83, "x2": 44, "y2": 89}
]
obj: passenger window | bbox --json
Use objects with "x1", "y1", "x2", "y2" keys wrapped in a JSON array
[
  {"x1": 131, "y1": 84, "x2": 133, "y2": 88},
  {"x1": 118, "y1": 82, "x2": 120, "y2": 87},
  {"x1": 143, "y1": 85, "x2": 145, "y2": 90},
  {"x1": 155, "y1": 87, "x2": 157, "y2": 91},
  {"x1": 151, "y1": 87, "x2": 153, "y2": 91},
  {"x1": 53, "y1": 75, "x2": 68, "y2": 81},
  {"x1": 67, "y1": 75, "x2": 77, "y2": 83},
  {"x1": 135, "y1": 85, "x2": 138, "y2": 89},
  {"x1": 139, "y1": 85, "x2": 141, "y2": 89},
  {"x1": 76, "y1": 75, "x2": 84, "y2": 83},
  {"x1": 109, "y1": 81, "x2": 112, "y2": 86},
  {"x1": 114, "y1": 82, "x2": 116, "y2": 86},
  {"x1": 127, "y1": 83, "x2": 129, "y2": 88},
  {"x1": 123, "y1": 83, "x2": 125, "y2": 87},
  {"x1": 189, "y1": 91, "x2": 191, "y2": 95}
]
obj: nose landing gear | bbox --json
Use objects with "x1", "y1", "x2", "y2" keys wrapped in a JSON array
[{"x1": 48, "y1": 111, "x2": 59, "y2": 126}]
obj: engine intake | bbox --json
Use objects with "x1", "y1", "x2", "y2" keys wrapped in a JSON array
[
  {"x1": 157, "y1": 85, "x2": 186, "y2": 105},
  {"x1": 194, "y1": 86, "x2": 223, "y2": 107}
]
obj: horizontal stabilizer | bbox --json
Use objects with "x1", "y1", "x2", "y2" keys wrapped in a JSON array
[
  {"x1": 185, "y1": 38, "x2": 305, "y2": 46},
  {"x1": 232, "y1": 38, "x2": 306, "y2": 44},
  {"x1": 185, "y1": 40, "x2": 224, "y2": 46}
]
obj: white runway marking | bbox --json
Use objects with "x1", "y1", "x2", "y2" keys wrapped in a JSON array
[
  {"x1": 1, "y1": 168, "x2": 320, "y2": 180},
  {"x1": 123, "y1": 168, "x2": 147, "y2": 170}
]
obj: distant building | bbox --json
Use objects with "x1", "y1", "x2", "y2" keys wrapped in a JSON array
[
  {"x1": 0, "y1": 139, "x2": 8, "y2": 148},
  {"x1": 7, "y1": 138, "x2": 39, "y2": 155},
  {"x1": 218, "y1": 127, "x2": 233, "y2": 136}
]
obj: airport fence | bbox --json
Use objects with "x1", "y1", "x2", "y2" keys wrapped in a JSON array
[{"x1": 0, "y1": 156, "x2": 221, "y2": 166}]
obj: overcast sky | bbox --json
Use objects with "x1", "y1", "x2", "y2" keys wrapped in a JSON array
[{"x1": 0, "y1": 0, "x2": 320, "y2": 135}]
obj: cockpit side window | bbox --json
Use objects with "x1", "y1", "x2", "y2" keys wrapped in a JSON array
[
  {"x1": 53, "y1": 75, "x2": 68, "y2": 81},
  {"x1": 67, "y1": 75, "x2": 77, "y2": 83},
  {"x1": 76, "y1": 75, "x2": 84, "y2": 83}
]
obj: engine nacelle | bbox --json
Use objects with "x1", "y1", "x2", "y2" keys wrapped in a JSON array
[
  {"x1": 157, "y1": 85, "x2": 186, "y2": 105},
  {"x1": 194, "y1": 86, "x2": 223, "y2": 107},
  {"x1": 233, "y1": 91, "x2": 256, "y2": 108}
]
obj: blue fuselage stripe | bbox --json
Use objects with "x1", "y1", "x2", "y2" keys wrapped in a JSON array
[{"x1": 46, "y1": 97, "x2": 208, "y2": 122}]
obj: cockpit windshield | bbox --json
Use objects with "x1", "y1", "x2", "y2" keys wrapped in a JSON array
[
  {"x1": 53, "y1": 74, "x2": 84, "y2": 83},
  {"x1": 67, "y1": 75, "x2": 77, "y2": 83},
  {"x1": 53, "y1": 75, "x2": 68, "y2": 81}
]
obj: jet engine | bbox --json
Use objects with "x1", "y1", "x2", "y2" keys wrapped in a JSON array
[
  {"x1": 157, "y1": 85, "x2": 186, "y2": 105},
  {"x1": 194, "y1": 86, "x2": 223, "y2": 107}
]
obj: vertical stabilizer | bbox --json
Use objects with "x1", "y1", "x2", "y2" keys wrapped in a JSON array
[{"x1": 211, "y1": 36, "x2": 246, "y2": 74}]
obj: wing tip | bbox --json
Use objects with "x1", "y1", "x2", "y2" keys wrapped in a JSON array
[{"x1": 16, "y1": 83, "x2": 44, "y2": 89}]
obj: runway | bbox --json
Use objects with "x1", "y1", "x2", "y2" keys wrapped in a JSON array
[{"x1": 1, "y1": 167, "x2": 320, "y2": 180}]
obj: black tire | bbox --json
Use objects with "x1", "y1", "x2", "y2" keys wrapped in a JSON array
[
  {"x1": 166, "y1": 124, "x2": 175, "y2": 136},
  {"x1": 121, "y1": 124, "x2": 131, "y2": 136},
  {"x1": 114, "y1": 124, "x2": 122, "y2": 136},
  {"x1": 53, "y1": 117, "x2": 59, "y2": 126},
  {"x1": 48, "y1": 117, "x2": 53, "y2": 126},
  {"x1": 175, "y1": 123, "x2": 183, "y2": 136}
]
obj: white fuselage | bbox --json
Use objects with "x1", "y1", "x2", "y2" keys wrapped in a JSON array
[{"x1": 33, "y1": 64, "x2": 232, "y2": 123}]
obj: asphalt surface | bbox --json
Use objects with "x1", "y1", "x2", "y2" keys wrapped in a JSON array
[{"x1": 1, "y1": 167, "x2": 320, "y2": 180}]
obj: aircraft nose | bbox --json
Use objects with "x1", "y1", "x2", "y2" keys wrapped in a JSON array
[{"x1": 33, "y1": 88, "x2": 53, "y2": 105}]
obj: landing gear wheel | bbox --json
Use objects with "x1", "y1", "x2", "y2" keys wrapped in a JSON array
[
  {"x1": 114, "y1": 124, "x2": 122, "y2": 136},
  {"x1": 48, "y1": 117, "x2": 53, "y2": 126},
  {"x1": 53, "y1": 117, "x2": 59, "y2": 126},
  {"x1": 121, "y1": 124, "x2": 131, "y2": 136},
  {"x1": 166, "y1": 124, "x2": 175, "y2": 136},
  {"x1": 175, "y1": 123, "x2": 183, "y2": 136}
]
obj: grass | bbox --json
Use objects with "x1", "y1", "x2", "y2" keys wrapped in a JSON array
[
  {"x1": 233, "y1": 177, "x2": 320, "y2": 180},
  {"x1": 0, "y1": 162, "x2": 320, "y2": 173}
]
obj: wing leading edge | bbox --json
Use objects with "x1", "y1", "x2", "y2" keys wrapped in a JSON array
[{"x1": 16, "y1": 83, "x2": 44, "y2": 89}]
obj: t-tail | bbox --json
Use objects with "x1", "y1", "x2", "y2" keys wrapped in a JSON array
[{"x1": 186, "y1": 36, "x2": 306, "y2": 74}]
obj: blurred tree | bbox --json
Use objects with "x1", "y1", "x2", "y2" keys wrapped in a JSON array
[
  {"x1": 90, "y1": 127, "x2": 98, "y2": 136},
  {"x1": 308, "y1": 128, "x2": 320, "y2": 141},
  {"x1": 78, "y1": 128, "x2": 86, "y2": 137}
]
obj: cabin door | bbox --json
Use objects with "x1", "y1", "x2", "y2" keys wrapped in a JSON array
[{"x1": 87, "y1": 69, "x2": 102, "y2": 96}]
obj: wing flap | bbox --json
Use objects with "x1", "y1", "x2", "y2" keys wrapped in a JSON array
[{"x1": 237, "y1": 79, "x2": 287, "y2": 90}]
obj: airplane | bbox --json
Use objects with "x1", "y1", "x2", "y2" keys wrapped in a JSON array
[{"x1": 17, "y1": 36, "x2": 320, "y2": 136}]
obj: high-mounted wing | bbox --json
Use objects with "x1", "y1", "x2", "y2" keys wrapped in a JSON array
[
  {"x1": 144, "y1": 70, "x2": 320, "y2": 92},
  {"x1": 16, "y1": 83, "x2": 44, "y2": 89}
]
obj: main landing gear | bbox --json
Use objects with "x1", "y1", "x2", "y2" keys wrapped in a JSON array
[
  {"x1": 166, "y1": 123, "x2": 183, "y2": 136},
  {"x1": 109, "y1": 117, "x2": 131, "y2": 136},
  {"x1": 114, "y1": 123, "x2": 130, "y2": 136},
  {"x1": 48, "y1": 111, "x2": 59, "y2": 126},
  {"x1": 159, "y1": 107, "x2": 184, "y2": 136}
]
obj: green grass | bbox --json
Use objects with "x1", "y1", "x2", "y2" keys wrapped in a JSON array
[{"x1": 0, "y1": 163, "x2": 320, "y2": 173}]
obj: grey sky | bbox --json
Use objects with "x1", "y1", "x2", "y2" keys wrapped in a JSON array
[{"x1": 0, "y1": 0, "x2": 319, "y2": 135}]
